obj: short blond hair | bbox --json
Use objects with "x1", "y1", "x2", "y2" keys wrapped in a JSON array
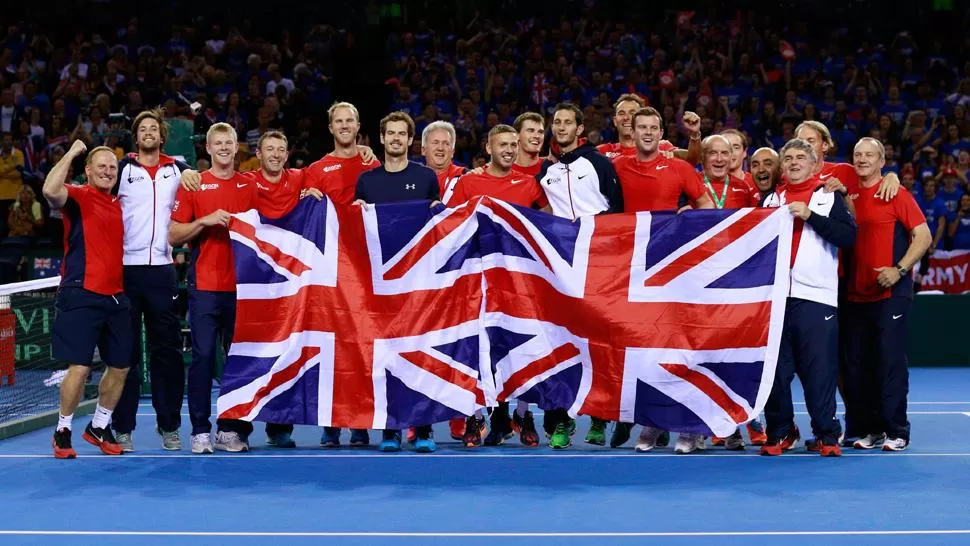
[
  {"x1": 257, "y1": 130, "x2": 288, "y2": 151},
  {"x1": 328, "y1": 101, "x2": 360, "y2": 125},
  {"x1": 206, "y1": 122, "x2": 237, "y2": 144},
  {"x1": 795, "y1": 120, "x2": 834, "y2": 149}
]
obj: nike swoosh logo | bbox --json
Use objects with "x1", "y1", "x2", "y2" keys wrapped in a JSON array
[
  {"x1": 892, "y1": 314, "x2": 903, "y2": 320},
  {"x1": 656, "y1": 166, "x2": 668, "y2": 171},
  {"x1": 509, "y1": 179, "x2": 525, "y2": 185},
  {"x1": 578, "y1": 174, "x2": 588, "y2": 180},
  {"x1": 172, "y1": 295, "x2": 178, "y2": 300},
  {"x1": 824, "y1": 315, "x2": 835, "y2": 320},
  {"x1": 819, "y1": 174, "x2": 831, "y2": 179},
  {"x1": 163, "y1": 173, "x2": 173, "y2": 178},
  {"x1": 236, "y1": 184, "x2": 248, "y2": 188},
  {"x1": 730, "y1": 187, "x2": 748, "y2": 193}
]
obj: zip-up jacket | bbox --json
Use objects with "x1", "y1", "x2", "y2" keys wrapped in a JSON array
[
  {"x1": 114, "y1": 153, "x2": 191, "y2": 266},
  {"x1": 536, "y1": 141, "x2": 624, "y2": 219},
  {"x1": 761, "y1": 181, "x2": 856, "y2": 307}
]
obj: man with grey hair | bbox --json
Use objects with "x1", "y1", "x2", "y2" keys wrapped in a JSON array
[
  {"x1": 421, "y1": 121, "x2": 466, "y2": 205},
  {"x1": 842, "y1": 137, "x2": 930, "y2": 452},
  {"x1": 759, "y1": 138, "x2": 856, "y2": 457}
]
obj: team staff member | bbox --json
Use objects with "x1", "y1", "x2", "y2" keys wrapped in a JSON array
[
  {"x1": 537, "y1": 102, "x2": 623, "y2": 449},
  {"x1": 760, "y1": 138, "x2": 856, "y2": 457},
  {"x1": 351, "y1": 111, "x2": 440, "y2": 453},
  {"x1": 112, "y1": 109, "x2": 191, "y2": 453},
  {"x1": 843, "y1": 138, "x2": 931, "y2": 452},
  {"x1": 303, "y1": 102, "x2": 379, "y2": 206},
  {"x1": 794, "y1": 120, "x2": 900, "y2": 200},
  {"x1": 422, "y1": 121, "x2": 467, "y2": 206},
  {"x1": 696, "y1": 135, "x2": 761, "y2": 210},
  {"x1": 750, "y1": 147, "x2": 781, "y2": 197},
  {"x1": 46, "y1": 140, "x2": 132, "y2": 459},
  {"x1": 170, "y1": 122, "x2": 259, "y2": 455}
]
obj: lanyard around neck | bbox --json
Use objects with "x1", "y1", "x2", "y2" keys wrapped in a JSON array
[{"x1": 703, "y1": 174, "x2": 731, "y2": 209}]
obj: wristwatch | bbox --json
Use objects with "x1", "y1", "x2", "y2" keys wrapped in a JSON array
[{"x1": 896, "y1": 264, "x2": 908, "y2": 276}]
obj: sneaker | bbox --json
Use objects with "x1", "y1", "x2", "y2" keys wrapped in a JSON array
[
  {"x1": 711, "y1": 436, "x2": 726, "y2": 446},
  {"x1": 746, "y1": 420, "x2": 768, "y2": 446},
  {"x1": 808, "y1": 431, "x2": 845, "y2": 453},
  {"x1": 656, "y1": 430, "x2": 670, "y2": 447},
  {"x1": 819, "y1": 442, "x2": 842, "y2": 457},
  {"x1": 267, "y1": 432, "x2": 296, "y2": 448},
  {"x1": 549, "y1": 421, "x2": 572, "y2": 449},
  {"x1": 484, "y1": 411, "x2": 514, "y2": 446},
  {"x1": 513, "y1": 411, "x2": 540, "y2": 447},
  {"x1": 463, "y1": 416, "x2": 486, "y2": 448},
  {"x1": 841, "y1": 436, "x2": 860, "y2": 448},
  {"x1": 585, "y1": 418, "x2": 607, "y2": 446},
  {"x1": 610, "y1": 422, "x2": 634, "y2": 448},
  {"x1": 760, "y1": 426, "x2": 801, "y2": 456},
  {"x1": 674, "y1": 433, "x2": 704, "y2": 454},
  {"x1": 158, "y1": 428, "x2": 181, "y2": 451},
  {"x1": 449, "y1": 417, "x2": 465, "y2": 440},
  {"x1": 52, "y1": 428, "x2": 77, "y2": 459},
  {"x1": 882, "y1": 437, "x2": 909, "y2": 452},
  {"x1": 82, "y1": 422, "x2": 123, "y2": 456},
  {"x1": 853, "y1": 433, "x2": 887, "y2": 450},
  {"x1": 414, "y1": 429, "x2": 436, "y2": 453},
  {"x1": 320, "y1": 427, "x2": 341, "y2": 448},
  {"x1": 192, "y1": 433, "x2": 214, "y2": 454},
  {"x1": 379, "y1": 431, "x2": 402, "y2": 452},
  {"x1": 724, "y1": 430, "x2": 745, "y2": 451},
  {"x1": 116, "y1": 432, "x2": 134, "y2": 453},
  {"x1": 634, "y1": 426, "x2": 664, "y2": 452},
  {"x1": 349, "y1": 429, "x2": 369, "y2": 446},
  {"x1": 214, "y1": 431, "x2": 249, "y2": 453}
]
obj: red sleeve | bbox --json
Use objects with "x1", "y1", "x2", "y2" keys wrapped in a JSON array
[
  {"x1": 446, "y1": 178, "x2": 467, "y2": 207},
  {"x1": 895, "y1": 190, "x2": 927, "y2": 231},
  {"x1": 680, "y1": 163, "x2": 706, "y2": 201},
  {"x1": 837, "y1": 164, "x2": 860, "y2": 193},
  {"x1": 659, "y1": 141, "x2": 675, "y2": 152},
  {"x1": 531, "y1": 182, "x2": 548, "y2": 208},
  {"x1": 64, "y1": 184, "x2": 89, "y2": 207},
  {"x1": 596, "y1": 143, "x2": 611, "y2": 154},
  {"x1": 170, "y1": 186, "x2": 195, "y2": 223}
]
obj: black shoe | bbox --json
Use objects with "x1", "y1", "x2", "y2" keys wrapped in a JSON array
[
  {"x1": 82, "y1": 422, "x2": 123, "y2": 455},
  {"x1": 656, "y1": 430, "x2": 670, "y2": 448},
  {"x1": 513, "y1": 411, "x2": 540, "y2": 447},
  {"x1": 53, "y1": 428, "x2": 77, "y2": 459},
  {"x1": 610, "y1": 422, "x2": 634, "y2": 448},
  {"x1": 484, "y1": 411, "x2": 514, "y2": 446}
]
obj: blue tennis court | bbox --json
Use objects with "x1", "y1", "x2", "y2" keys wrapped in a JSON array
[{"x1": 1, "y1": 367, "x2": 969, "y2": 545}]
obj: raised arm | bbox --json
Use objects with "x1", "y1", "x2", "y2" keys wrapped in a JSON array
[{"x1": 42, "y1": 139, "x2": 87, "y2": 209}]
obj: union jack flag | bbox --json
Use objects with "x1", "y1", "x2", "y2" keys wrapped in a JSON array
[{"x1": 216, "y1": 197, "x2": 792, "y2": 437}]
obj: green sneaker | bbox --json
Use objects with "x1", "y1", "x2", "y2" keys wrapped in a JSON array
[
  {"x1": 550, "y1": 421, "x2": 572, "y2": 449},
  {"x1": 585, "y1": 418, "x2": 607, "y2": 446}
]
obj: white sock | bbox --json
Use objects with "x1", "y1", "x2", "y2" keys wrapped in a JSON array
[
  {"x1": 515, "y1": 400, "x2": 529, "y2": 417},
  {"x1": 91, "y1": 404, "x2": 113, "y2": 429},
  {"x1": 57, "y1": 413, "x2": 73, "y2": 431}
]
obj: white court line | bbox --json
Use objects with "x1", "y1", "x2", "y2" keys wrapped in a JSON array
[
  {"x1": 138, "y1": 402, "x2": 970, "y2": 407},
  {"x1": 131, "y1": 411, "x2": 970, "y2": 417},
  {"x1": 1, "y1": 452, "x2": 970, "y2": 459},
  {"x1": 0, "y1": 530, "x2": 969, "y2": 537}
]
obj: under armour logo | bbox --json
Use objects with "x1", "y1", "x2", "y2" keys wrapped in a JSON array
[{"x1": 405, "y1": 184, "x2": 416, "y2": 190}]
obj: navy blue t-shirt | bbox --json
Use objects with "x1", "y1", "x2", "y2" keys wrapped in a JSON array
[{"x1": 354, "y1": 162, "x2": 440, "y2": 204}]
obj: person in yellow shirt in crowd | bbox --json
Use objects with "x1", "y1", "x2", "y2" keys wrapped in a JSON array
[{"x1": 0, "y1": 132, "x2": 26, "y2": 230}]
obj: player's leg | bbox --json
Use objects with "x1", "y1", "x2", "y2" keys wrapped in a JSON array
[
  {"x1": 187, "y1": 289, "x2": 219, "y2": 454},
  {"x1": 82, "y1": 292, "x2": 134, "y2": 456},
  {"x1": 793, "y1": 300, "x2": 842, "y2": 457},
  {"x1": 214, "y1": 291, "x2": 252, "y2": 452},
  {"x1": 761, "y1": 299, "x2": 799, "y2": 456},
  {"x1": 876, "y1": 297, "x2": 911, "y2": 451},
  {"x1": 110, "y1": 271, "x2": 145, "y2": 452},
  {"x1": 843, "y1": 302, "x2": 883, "y2": 449},
  {"x1": 142, "y1": 264, "x2": 185, "y2": 449}
]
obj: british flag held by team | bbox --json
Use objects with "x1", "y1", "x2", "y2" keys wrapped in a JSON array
[{"x1": 216, "y1": 196, "x2": 793, "y2": 437}]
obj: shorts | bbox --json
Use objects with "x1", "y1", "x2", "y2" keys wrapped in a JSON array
[{"x1": 51, "y1": 286, "x2": 133, "y2": 369}]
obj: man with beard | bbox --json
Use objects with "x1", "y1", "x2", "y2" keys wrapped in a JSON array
[
  {"x1": 422, "y1": 121, "x2": 466, "y2": 205},
  {"x1": 597, "y1": 94, "x2": 702, "y2": 165},
  {"x1": 303, "y1": 102, "x2": 379, "y2": 206},
  {"x1": 750, "y1": 147, "x2": 781, "y2": 197},
  {"x1": 842, "y1": 138, "x2": 930, "y2": 452},
  {"x1": 112, "y1": 108, "x2": 192, "y2": 453},
  {"x1": 537, "y1": 102, "x2": 624, "y2": 449},
  {"x1": 353, "y1": 111, "x2": 440, "y2": 453},
  {"x1": 759, "y1": 138, "x2": 856, "y2": 457}
]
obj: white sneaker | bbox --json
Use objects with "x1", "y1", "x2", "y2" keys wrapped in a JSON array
[
  {"x1": 881, "y1": 437, "x2": 909, "y2": 452},
  {"x1": 115, "y1": 432, "x2": 134, "y2": 453},
  {"x1": 634, "y1": 426, "x2": 664, "y2": 452},
  {"x1": 674, "y1": 433, "x2": 703, "y2": 454},
  {"x1": 158, "y1": 428, "x2": 181, "y2": 451},
  {"x1": 853, "y1": 433, "x2": 887, "y2": 450},
  {"x1": 724, "y1": 430, "x2": 745, "y2": 451},
  {"x1": 191, "y1": 433, "x2": 214, "y2": 454},
  {"x1": 214, "y1": 431, "x2": 249, "y2": 453}
]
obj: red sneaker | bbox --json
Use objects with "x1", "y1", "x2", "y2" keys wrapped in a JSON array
[
  {"x1": 406, "y1": 427, "x2": 417, "y2": 444},
  {"x1": 52, "y1": 428, "x2": 77, "y2": 459},
  {"x1": 760, "y1": 426, "x2": 800, "y2": 456},
  {"x1": 449, "y1": 417, "x2": 465, "y2": 441},
  {"x1": 746, "y1": 420, "x2": 768, "y2": 446},
  {"x1": 819, "y1": 443, "x2": 842, "y2": 457},
  {"x1": 711, "y1": 436, "x2": 726, "y2": 446},
  {"x1": 82, "y1": 423, "x2": 123, "y2": 456}
]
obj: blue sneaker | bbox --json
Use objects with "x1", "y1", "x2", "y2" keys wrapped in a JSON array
[
  {"x1": 320, "y1": 427, "x2": 341, "y2": 448},
  {"x1": 379, "y1": 431, "x2": 402, "y2": 452},
  {"x1": 414, "y1": 436, "x2": 436, "y2": 453},
  {"x1": 349, "y1": 429, "x2": 370, "y2": 447},
  {"x1": 267, "y1": 432, "x2": 296, "y2": 448}
]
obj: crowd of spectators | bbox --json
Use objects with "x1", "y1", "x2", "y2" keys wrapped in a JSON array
[{"x1": 1, "y1": 0, "x2": 970, "y2": 282}]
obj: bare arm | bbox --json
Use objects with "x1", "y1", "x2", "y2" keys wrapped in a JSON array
[
  {"x1": 43, "y1": 139, "x2": 87, "y2": 209},
  {"x1": 169, "y1": 210, "x2": 230, "y2": 246}
]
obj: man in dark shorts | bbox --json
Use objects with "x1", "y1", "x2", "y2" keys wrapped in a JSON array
[{"x1": 44, "y1": 139, "x2": 133, "y2": 459}]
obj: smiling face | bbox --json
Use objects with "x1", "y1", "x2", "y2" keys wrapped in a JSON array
[
  {"x1": 85, "y1": 149, "x2": 119, "y2": 192},
  {"x1": 632, "y1": 113, "x2": 663, "y2": 156},
  {"x1": 552, "y1": 109, "x2": 582, "y2": 150},
  {"x1": 614, "y1": 99, "x2": 641, "y2": 140},
  {"x1": 206, "y1": 129, "x2": 237, "y2": 169},
  {"x1": 703, "y1": 138, "x2": 732, "y2": 179},
  {"x1": 853, "y1": 139, "x2": 885, "y2": 181},
  {"x1": 257, "y1": 135, "x2": 288, "y2": 176},
  {"x1": 722, "y1": 132, "x2": 746, "y2": 172},
  {"x1": 487, "y1": 131, "x2": 519, "y2": 170},
  {"x1": 422, "y1": 128, "x2": 454, "y2": 171},
  {"x1": 329, "y1": 106, "x2": 360, "y2": 148},
  {"x1": 749, "y1": 149, "x2": 779, "y2": 192},
  {"x1": 782, "y1": 146, "x2": 816, "y2": 184},
  {"x1": 136, "y1": 117, "x2": 161, "y2": 152},
  {"x1": 517, "y1": 119, "x2": 544, "y2": 155},
  {"x1": 380, "y1": 120, "x2": 412, "y2": 159},
  {"x1": 795, "y1": 125, "x2": 829, "y2": 167}
]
